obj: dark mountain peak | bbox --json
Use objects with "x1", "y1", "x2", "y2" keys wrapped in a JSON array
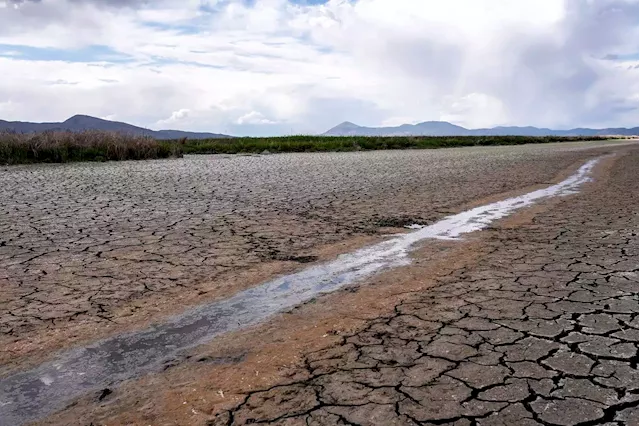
[
  {"x1": 58, "y1": 115, "x2": 148, "y2": 133},
  {"x1": 335, "y1": 121, "x2": 361, "y2": 128},
  {"x1": 416, "y1": 120, "x2": 449, "y2": 125},
  {"x1": 493, "y1": 125, "x2": 541, "y2": 130},
  {"x1": 0, "y1": 115, "x2": 230, "y2": 139},
  {"x1": 323, "y1": 121, "x2": 364, "y2": 136},
  {"x1": 63, "y1": 114, "x2": 117, "y2": 125},
  {"x1": 65, "y1": 114, "x2": 146, "y2": 129},
  {"x1": 415, "y1": 121, "x2": 466, "y2": 129},
  {"x1": 64, "y1": 114, "x2": 100, "y2": 123}
]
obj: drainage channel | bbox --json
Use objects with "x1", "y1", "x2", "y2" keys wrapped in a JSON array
[{"x1": 0, "y1": 156, "x2": 603, "y2": 425}]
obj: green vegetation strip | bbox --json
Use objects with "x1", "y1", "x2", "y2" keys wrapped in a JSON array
[
  {"x1": 180, "y1": 135, "x2": 608, "y2": 155},
  {"x1": 0, "y1": 131, "x2": 614, "y2": 164}
]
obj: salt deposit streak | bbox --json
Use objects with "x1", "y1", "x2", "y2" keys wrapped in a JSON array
[{"x1": 0, "y1": 156, "x2": 602, "y2": 426}]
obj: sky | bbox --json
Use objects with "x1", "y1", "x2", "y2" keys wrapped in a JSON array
[{"x1": 0, "y1": 0, "x2": 638, "y2": 136}]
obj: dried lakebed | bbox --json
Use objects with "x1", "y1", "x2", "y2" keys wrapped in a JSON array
[
  {"x1": 1, "y1": 140, "x2": 630, "y2": 361},
  {"x1": 0, "y1": 155, "x2": 607, "y2": 425},
  {"x1": 212, "y1": 147, "x2": 638, "y2": 426}
]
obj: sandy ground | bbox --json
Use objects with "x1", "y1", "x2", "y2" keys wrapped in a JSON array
[{"x1": 5, "y1": 141, "x2": 633, "y2": 425}]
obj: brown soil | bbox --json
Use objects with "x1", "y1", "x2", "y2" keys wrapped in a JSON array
[
  {"x1": 0, "y1": 234, "x2": 380, "y2": 376},
  {"x1": 3, "y1": 142, "x2": 632, "y2": 375},
  {"x1": 36, "y1": 143, "x2": 638, "y2": 425}
]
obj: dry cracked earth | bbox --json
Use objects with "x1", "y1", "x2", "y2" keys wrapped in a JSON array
[
  {"x1": 206, "y1": 147, "x2": 639, "y2": 426},
  {"x1": 0, "y1": 141, "x2": 637, "y2": 426},
  {"x1": 2, "y1": 141, "x2": 631, "y2": 370}
]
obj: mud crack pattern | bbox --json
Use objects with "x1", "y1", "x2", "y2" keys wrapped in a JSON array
[
  {"x1": 0, "y1": 145, "x2": 616, "y2": 354},
  {"x1": 209, "y1": 151, "x2": 638, "y2": 425}
]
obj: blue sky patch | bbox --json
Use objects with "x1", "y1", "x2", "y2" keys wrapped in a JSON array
[
  {"x1": 140, "y1": 21, "x2": 203, "y2": 35},
  {"x1": 0, "y1": 44, "x2": 134, "y2": 63}
]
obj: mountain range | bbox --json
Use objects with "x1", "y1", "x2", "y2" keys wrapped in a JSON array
[
  {"x1": 0, "y1": 115, "x2": 229, "y2": 139},
  {"x1": 323, "y1": 121, "x2": 639, "y2": 137},
  {"x1": 1, "y1": 115, "x2": 638, "y2": 138}
]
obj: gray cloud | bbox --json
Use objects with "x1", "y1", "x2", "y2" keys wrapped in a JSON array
[
  {"x1": 7, "y1": 0, "x2": 147, "y2": 6},
  {"x1": 0, "y1": 0, "x2": 146, "y2": 33},
  {"x1": 67, "y1": 0, "x2": 149, "y2": 7},
  {"x1": 0, "y1": 0, "x2": 637, "y2": 133},
  {"x1": 452, "y1": 0, "x2": 638, "y2": 127},
  {"x1": 512, "y1": 0, "x2": 637, "y2": 126},
  {"x1": 0, "y1": 0, "x2": 154, "y2": 46}
]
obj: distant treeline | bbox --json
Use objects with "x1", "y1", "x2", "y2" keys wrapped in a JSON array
[{"x1": 0, "y1": 130, "x2": 617, "y2": 165}]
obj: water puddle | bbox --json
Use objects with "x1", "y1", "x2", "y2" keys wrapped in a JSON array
[{"x1": 0, "y1": 156, "x2": 602, "y2": 425}]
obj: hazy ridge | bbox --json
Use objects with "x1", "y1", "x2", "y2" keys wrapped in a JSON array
[
  {"x1": 323, "y1": 120, "x2": 639, "y2": 137},
  {"x1": 2, "y1": 115, "x2": 638, "y2": 138}
]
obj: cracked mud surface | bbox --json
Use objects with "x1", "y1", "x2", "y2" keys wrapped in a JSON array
[
  {"x1": 204, "y1": 147, "x2": 639, "y2": 426},
  {"x1": 1, "y1": 141, "x2": 628, "y2": 370}
]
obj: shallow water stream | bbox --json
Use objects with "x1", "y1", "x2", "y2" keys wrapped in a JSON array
[{"x1": 0, "y1": 156, "x2": 604, "y2": 425}]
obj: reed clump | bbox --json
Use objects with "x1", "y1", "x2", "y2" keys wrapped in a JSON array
[{"x1": 0, "y1": 130, "x2": 181, "y2": 164}]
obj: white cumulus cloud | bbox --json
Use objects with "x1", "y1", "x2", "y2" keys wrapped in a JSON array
[
  {"x1": 235, "y1": 111, "x2": 276, "y2": 125},
  {"x1": 0, "y1": 0, "x2": 636, "y2": 135}
]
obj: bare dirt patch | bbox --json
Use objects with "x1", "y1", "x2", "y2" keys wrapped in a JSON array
[
  {"x1": 34, "y1": 143, "x2": 638, "y2": 425},
  {"x1": 2, "y1": 142, "x2": 630, "y2": 374}
]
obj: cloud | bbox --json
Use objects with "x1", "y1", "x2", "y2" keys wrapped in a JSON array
[
  {"x1": 159, "y1": 108, "x2": 190, "y2": 123},
  {"x1": 5, "y1": 0, "x2": 149, "y2": 8},
  {"x1": 0, "y1": 0, "x2": 637, "y2": 135},
  {"x1": 235, "y1": 111, "x2": 275, "y2": 125},
  {"x1": 440, "y1": 93, "x2": 507, "y2": 129},
  {"x1": 47, "y1": 78, "x2": 79, "y2": 85}
]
